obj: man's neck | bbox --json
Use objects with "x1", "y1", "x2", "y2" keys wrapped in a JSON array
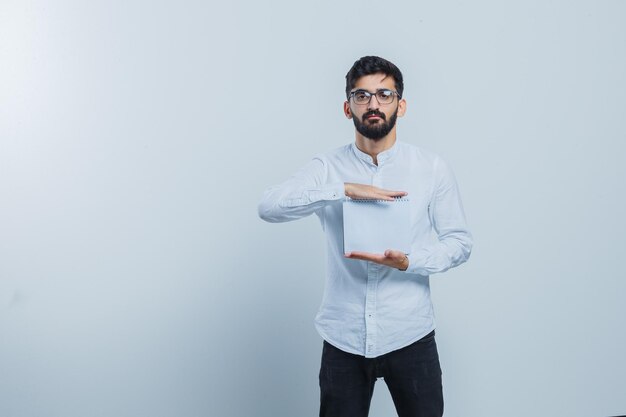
[{"x1": 354, "y1": 130, "x2": 397, "y2": 166}]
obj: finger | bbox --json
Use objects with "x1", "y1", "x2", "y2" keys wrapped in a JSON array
[
  {"x1": 373, "y1": 191, "x2": 407, "y2": 200},
  {"x1": 372, "y1": 190, "x2": 402, "y2": 200},
  {"x1": 349, "y1": 251, "x2": 376, "y2": 257},
  {"x1": 346, "y1": 251, "x2": 370, "y2": 259},
  {"x1": 375, "y1": 194, "x2": 396, "y2": 201},
  {"x1": 346, "y1": 251, "x2": 384, "y2": 262},
  {"x1": 383, "y1": 190, "x2": 408, "y2": 197},
  {"x1": 353, "y1": 192, "x2": 392, "y2": 201},
  {"x1": 353, "y1": 191, "x2": 391, "y2": 200}
]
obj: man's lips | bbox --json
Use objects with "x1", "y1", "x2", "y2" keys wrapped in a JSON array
[{"x1": 365, "y1": 114, "x2": 384, "y2": 120}]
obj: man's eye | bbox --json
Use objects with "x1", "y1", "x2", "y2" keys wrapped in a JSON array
[
  {"x1": 377, "y1": 90, "x2": 392, "y2": 98},
  {"x1": 355, "y1": 92, "x2": 369, "y2": 100}
]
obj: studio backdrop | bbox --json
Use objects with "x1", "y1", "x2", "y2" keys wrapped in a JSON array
[{"x1": 1, "y1": 1, "x2": 625, "y2": 416}]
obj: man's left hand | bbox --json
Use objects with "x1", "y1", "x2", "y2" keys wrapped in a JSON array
[{"x1": 345, "y1": 249, "x2": 409, "y2": 271}]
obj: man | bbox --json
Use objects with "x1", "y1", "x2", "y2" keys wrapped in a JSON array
[{"x1": 258, "y1": 56, "x2": 472, "y2": 417}]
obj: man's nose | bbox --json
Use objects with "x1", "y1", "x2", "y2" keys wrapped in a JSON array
[{"x1": 367, "y1": 96, "x2": 380, "y2": 111}]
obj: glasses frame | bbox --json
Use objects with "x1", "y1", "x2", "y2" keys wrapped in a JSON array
[{"x1": 348, "y1": 88, "x2": 401, "y2": 105}]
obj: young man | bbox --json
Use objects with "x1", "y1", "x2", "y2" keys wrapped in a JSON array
[{"x1": 258, "y1": 56, "x2": 472, "y2": 417}]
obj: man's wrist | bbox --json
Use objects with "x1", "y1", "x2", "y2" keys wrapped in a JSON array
[{"x1": 399, "y1": 254, "x2": 409, "y2": 271}]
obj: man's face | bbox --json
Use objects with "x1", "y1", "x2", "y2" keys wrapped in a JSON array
[{"x1": 344, "y1": 72, "x2": 406, "y2": 141}]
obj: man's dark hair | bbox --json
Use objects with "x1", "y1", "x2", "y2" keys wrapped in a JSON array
[{"x1": 345, "y1": 56, "x2": 404, "y2": 99}]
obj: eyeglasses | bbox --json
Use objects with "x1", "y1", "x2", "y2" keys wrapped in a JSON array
[{"x1": 349, "y1": 89, "x2": 400, "y2": 105}]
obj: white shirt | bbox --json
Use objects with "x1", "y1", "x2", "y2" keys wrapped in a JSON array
[{"x1": 258, "y1": 140, "x2": 472, "y2": 358}]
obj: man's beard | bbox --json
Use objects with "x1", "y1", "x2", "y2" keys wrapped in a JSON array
[{"x1": 352, "y1": 108, "x2": 398, "y2": 141}]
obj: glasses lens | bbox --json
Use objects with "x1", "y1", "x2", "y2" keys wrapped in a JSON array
[
  {"x1": 376, "y1": 90, "x2": 394, "y2": 104},
  {"x1": 353, "y1": 91, "x2": 370, "y2": 104}
]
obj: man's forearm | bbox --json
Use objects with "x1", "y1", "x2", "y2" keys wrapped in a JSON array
[{"x1": 258, "y1": 182, "x2": 344, "y2": 223}]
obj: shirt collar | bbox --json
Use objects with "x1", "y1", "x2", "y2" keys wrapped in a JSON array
[{"x1": 351, "y1": 140, "x2": 400, "y2": 166}]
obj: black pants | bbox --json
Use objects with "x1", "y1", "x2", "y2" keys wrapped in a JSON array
[{"x1": 319, "y1": 330, "x2": 443, "y2": 417}]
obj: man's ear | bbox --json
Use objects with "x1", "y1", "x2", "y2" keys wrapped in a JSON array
[
  {"x1": 397, "y1": 98, "x2": 407, "y2": 118},
  {"x1": 343, "y1": 101, "x2": 352, "y2": 119}
]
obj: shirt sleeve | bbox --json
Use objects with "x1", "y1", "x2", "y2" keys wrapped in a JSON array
[
  {"x1": 404, "y1": 156, "x2": 473, "y2": 275},
  {"x1": 257, "y1": 156, "x2": 345, "y2": 223}
]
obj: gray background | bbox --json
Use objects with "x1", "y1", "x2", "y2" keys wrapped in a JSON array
[{"x1": 1, "y1": 0, "x2": 625, "y2": 416}]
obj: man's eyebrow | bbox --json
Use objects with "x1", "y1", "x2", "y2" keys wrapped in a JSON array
[
  {"x1": 351, "y1": 88, "x2": 392, "y2": 93},
  {"x1": 351, "y1": 88, "x2": 391, "y2": 93}
]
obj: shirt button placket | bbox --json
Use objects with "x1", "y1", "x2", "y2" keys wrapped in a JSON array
[
  {"x1": 365, "y1": 262, "x2": 379, "y2": 356},
  {"x1": 371, "y1": 166, "x2": 380, "y2": 187}
]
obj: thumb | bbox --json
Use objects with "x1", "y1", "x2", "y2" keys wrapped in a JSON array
[{"x1": 384, "y1": 249, "x2": 403, "y2": 260}]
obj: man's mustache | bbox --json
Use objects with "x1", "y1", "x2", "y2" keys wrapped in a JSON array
[{"x1": 363, "y1": 111, "x2": 386, "y2": 121}]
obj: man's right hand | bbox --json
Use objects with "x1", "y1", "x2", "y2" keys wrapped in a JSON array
[{"x1": 344, "y1": 183, "x2": 408, "y2": 201}]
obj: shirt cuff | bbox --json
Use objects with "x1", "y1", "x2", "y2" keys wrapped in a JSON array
[
  {"x1": 403, "y1": 249, "x2": 430, "y2": 275},
  {"x1": 282, "y1": 182, "x2": 345, "y2": 207},
  {"x1": 308, "y1": 182, "x2": 345, "y2": 202}
]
